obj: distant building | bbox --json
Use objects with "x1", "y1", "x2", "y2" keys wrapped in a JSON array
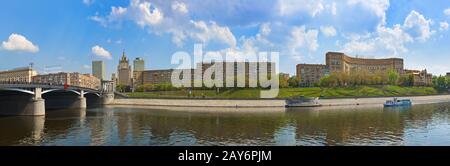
[
  {"x1": 92, "y1": 61, "x2": 105, "y2": 80},
  {"x1": 296, "y1": 64, "x2": 329, "y2": 87},
  {"x1": 296, "y1": 52, "x2": 405, "y2": 86},
  {"x1": 134, "y1": 69, "x2": 174, "y2": 85},
  {"x1": 133, "y1": 57, "x2": 145, "y2": 72},
  {"x1": 133, "y1": 61, "x2": 276, "y2": 88},
  {"x1": 111, "y1": 73, "x2": 118, "y2": 87},
  {"x1": 405, "y1": 69, "x2": 433, "y2": 86},
  {"x1": 117, "y1": 51, "x2": 132, "y2": 86},
  {"x1": 447, "y1": 73, "x2": 450, "y2": 77},
  {"x1": 198, "y1": 62, "x2": 275, "y2": 87},
  {"x1": 0, "y1": 66, "x2": 37, "y2": 83},
  {"x1": 279, "y1": 73, "x2": 290, "y2": 80},
  {"x1": 326, "y1": 52, "x2": 404, "y2": 75},
  {"x1": 32, "y1": 72, "x2": 100, "y2": 89}
]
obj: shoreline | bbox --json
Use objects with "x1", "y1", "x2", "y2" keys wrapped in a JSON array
[{"x1": 110, "y1": 94, "x2": 450, "y2": 108}]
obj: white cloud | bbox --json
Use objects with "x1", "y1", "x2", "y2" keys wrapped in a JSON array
[
  {"x1": 259, "y1": 23, "x2": 272, "y2": 36},
  {"x1": 327, "y1": 2, "x2": 337, "y2": 15},
  {"x1": 278, "y1": 0, "x2": 324, "y2": 17},
  {"x1": 92, "y1": 0, "x2": 236, "y2": 47},
  {"x1": 82, "y1": 0, "x2": 94, "y2": 6},
  {"x1": 1, "y1": 33, "x2": 39, "y2": 53},
  {"x1": 172, "y1": 1, "x2": 188, "y2": 14},
  {"x1": 347, "y1": 0, "x2": 390, "y2": 26},
  {"x1": 91, "y1": 45, "x2": 112, "y2": 59},
  {"x1": 320, "y1": 26, "x2": 337, "y2": 37},
  {"x1": 82, "y1": 65, "x2": 91, "y2": 70},
  {"x1": 91, "y1": 0, "x2": 163, "y2": 28},
  {"x1": 341, "y1": 25, "x2": 414, "y2": 56},
  {"x1": 444, "y1": 8, "x2": 450, "y2": 16},
  {"x1": 341, "y1": 25, "x2": 413, "y2": 56},
  {"x1": 341, "y1": 10, "x2": 437, "y2": 56},
  {"x1": 440, "y1": 22, "x2": 449, "y2": 31},
  {"x1": 187, "y1": 20, "x2": 237, "y2": 47},
  {"x1": 403, "y1": 10, "x2": 434, "y2": 41},
  {"x1": 287, "y1": 26, "x2": 319, "y2": 60}
]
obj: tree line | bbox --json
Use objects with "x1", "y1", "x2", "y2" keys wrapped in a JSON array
[{"x1": 317, "y1": 70, "x2": 414, "y2": 87}]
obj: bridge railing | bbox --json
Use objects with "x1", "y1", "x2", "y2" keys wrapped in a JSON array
[{"x1": 0, "y1": 81, "x2": 99, "y2": 91}]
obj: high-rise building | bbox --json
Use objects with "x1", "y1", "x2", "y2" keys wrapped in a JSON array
[
  {"x1": 133, "y1": 57, "x2": 145, "y2": 72},
  {"x1": 92, "y1": 61, "x2": 105, "y2": 80},
  {"x1": 117, "y1": 51, "x2": 132, "y2": 86}
]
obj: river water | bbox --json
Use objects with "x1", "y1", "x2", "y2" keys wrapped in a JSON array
[{"x1": 1, "y1": 103, "x2": 450, "y2": 146}]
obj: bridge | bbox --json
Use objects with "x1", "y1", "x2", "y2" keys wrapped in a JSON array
[{"x1": 0, "y1": 81, "x2": 115, "y2": 116}]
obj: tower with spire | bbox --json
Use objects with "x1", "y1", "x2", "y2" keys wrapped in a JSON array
[{"x1": 117, "y1": 50, "x2": 132, "y2": 88}]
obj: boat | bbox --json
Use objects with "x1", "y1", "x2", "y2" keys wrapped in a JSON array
[
  {"x1": 383, "y1": 97, "x2": 412, "y2": 107},
  {"x1": 286, "y1": 96, "x2": 321, "y2": 107}
]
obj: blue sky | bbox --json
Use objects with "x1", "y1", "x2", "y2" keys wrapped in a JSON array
[{"x1": 1, "y1": 0, "x2": 450, "y2": 79}]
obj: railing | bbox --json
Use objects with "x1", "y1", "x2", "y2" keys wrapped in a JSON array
[{"x1": 0, "y1": 81, "x2": 99, "y2": 91}]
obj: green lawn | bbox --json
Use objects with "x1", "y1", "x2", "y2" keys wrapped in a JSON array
[{"x1": 125, "y1": 86, "x2": 443, "y2": 99}]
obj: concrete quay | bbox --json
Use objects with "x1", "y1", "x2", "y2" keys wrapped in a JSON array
[{"x1": 111, "y1": 95, "x2": 450, "y2": 108}]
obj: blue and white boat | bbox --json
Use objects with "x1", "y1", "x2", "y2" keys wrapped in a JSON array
[{"x1": 384, "y1": 98, "x2": 412, "y2": 107}]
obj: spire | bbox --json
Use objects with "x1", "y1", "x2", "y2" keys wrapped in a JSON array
[{"x1": 121, "y1": 49, "x2": 127, "y2": 61}]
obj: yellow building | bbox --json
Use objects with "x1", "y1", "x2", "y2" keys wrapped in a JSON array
[
  {"x1": 0, "y1": 67, "x2": 37, "y2": 83},
  {"x1": 405, "y1": 69, "x2": 433, "y2": 86},
  {"x1": 326, "y1": 52, "x2": 404, "y2": 75}
]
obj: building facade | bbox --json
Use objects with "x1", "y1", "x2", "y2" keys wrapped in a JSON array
[
  {"x1": 447, "y1": 73, "x2": 450, "y2": 77},
  {"x1": 296, "y1": 52, "x2": 407, "y2": 86},
  {"x1": 133, "y1": 58, "x2": 145, "y2": 72},
  {"x1": 296, "y1": 64, "x2": 329, "y2": 86},
  {"x1": 197, "y1": 62, "x2": 275, "y2": 87},
  {"x1": 92, "y1": 61, "x2": 105, "y2": 80},
  {"x1": 405, "y1": 69, "x2": 433, "y2": 86},
  {"x1": 134, "y1": 69, "x2": 174, "y2": 85},
  {"x1": 132, "y1": 62, "x2": 276, "y2": 88},
  {"x1": 326, "y1": 52, "x2": 404, "y2": 75},
  {"x1": 70, "y1": 73, "x2": 101, "y2": 89},
  {"x1": 32, "y1": 72, "x2": 100, "y2": 89},
  {"x1": 0, "y1": 67, "x2": 38, "y2": 83},
  {"x1": 279, "y1": 73, "x2": 290, "y2": 80},
  {"x1": 117, "y1": 51, "x2": 132, "y2": 86},
  {"x1": 111, "y1": 73, "x2": 118, "y2": 88}
]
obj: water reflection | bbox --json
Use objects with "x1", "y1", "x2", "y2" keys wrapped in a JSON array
[
  {"x1": 0, "y1": 116, "x2": 44, "y2": 145},
  {"x1": 0, "y1": 103, "x2": 449, "y2": 145}
]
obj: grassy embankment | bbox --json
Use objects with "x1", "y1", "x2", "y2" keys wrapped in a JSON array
[{"x1": 125, "y1": 86, "x2": 444, "y2": 99}]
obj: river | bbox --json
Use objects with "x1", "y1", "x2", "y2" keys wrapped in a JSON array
[{"x1": 1, "y1": 103, "x2": 450, "y2": 146}]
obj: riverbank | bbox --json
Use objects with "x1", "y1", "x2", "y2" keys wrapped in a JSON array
[
  {"x1": 111, "y1": 94, "x2": 450, "y2": 108},
  {"x1": 126, "y1": 86, "x2": 443, "y2": 99}
]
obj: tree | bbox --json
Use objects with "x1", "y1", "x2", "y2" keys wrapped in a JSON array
[
  {"x1": 399, "y1": 73, "x2": 414, "y2": 86},
  {"x1": 388, "y1": 70, "x2": 400, "y2": 85},
  {"x1": 116, "y1": 84, "x2": 126, "y2": 93},
  {"x1": 287, "y1": 76, "x2": 299, "y2": 87},
  {"x1": 279, "y1": 75, "x2": 289, "y2": 88},
  {"x1": 434, "y1": 75, "x2": 448, "y2": 89}
]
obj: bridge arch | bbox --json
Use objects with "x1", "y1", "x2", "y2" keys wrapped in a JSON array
[
  {"x1": 0, "y1": 88, "x2": 34, "y2": 95},
  {"x1": 42, "y1": 89, "x2": 81, "y2": 96},
  {"x1": 83, "y1": 91, "x2": 101, "y2": 97}
]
